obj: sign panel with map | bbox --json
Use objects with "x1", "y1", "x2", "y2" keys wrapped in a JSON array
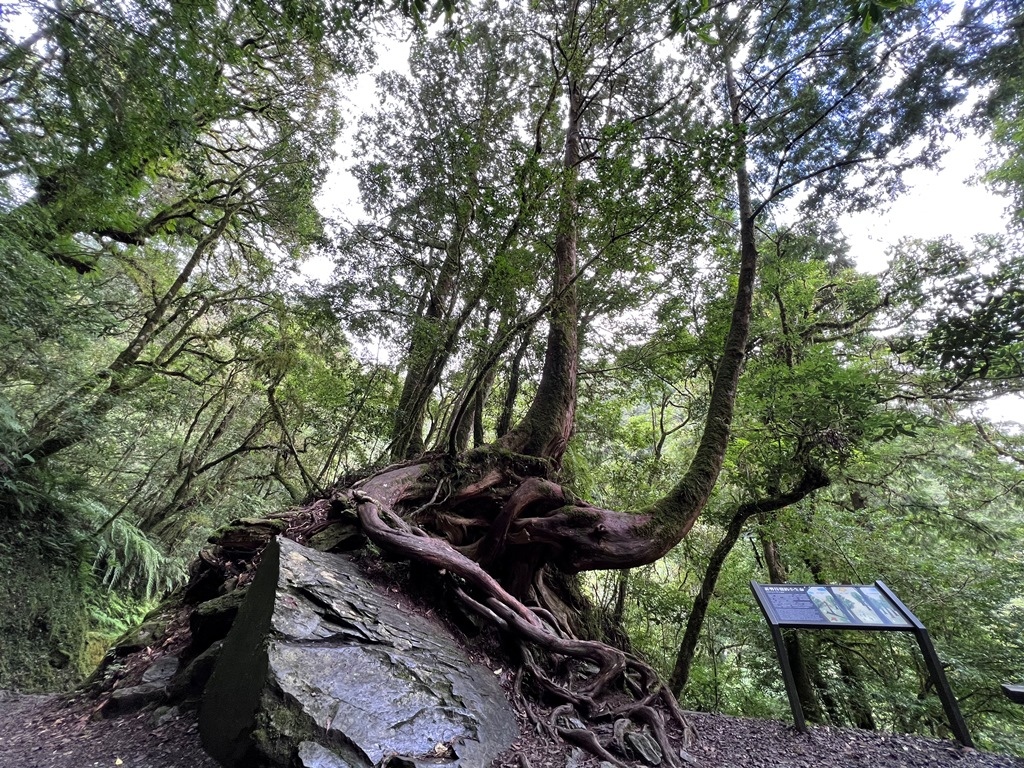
[
  {"x1": 749, "y1": 579, "x2": 972, "y2": 747},
  {"x1": 751, "y1": 582, "x2": 912, "y2": 629}
]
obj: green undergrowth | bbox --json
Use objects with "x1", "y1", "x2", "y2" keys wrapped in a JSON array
[
  {"x1": 0, "y1": 489, "x2": 169, "y2": 691},
  {"x1": 0, "y1": 506, "x2": 93, "y2": 691}
]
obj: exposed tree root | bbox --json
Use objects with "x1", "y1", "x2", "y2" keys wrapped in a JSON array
[
  {"x1": 556, "y1": 720, "x2": 628, "y2": 767},
  {"x1": 347, "y1": 462, "x2": 694, "y2": 767}
]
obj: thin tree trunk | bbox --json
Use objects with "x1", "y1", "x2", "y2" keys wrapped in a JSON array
[
  {"x1": 668, "y1": 467, "x2": 829, "y2": 695},
  {"x1": 759, "y1": 528, "x2": 824, "y2": 723},
  {"x1": 497, "y1": 330, "x2": 533, "y2": 437},
  {"x1": 22, "y1": 209, "x2": 235, "y2": 465},
  {"x1": 389, "y1": 244, "x2": 462, "y2": 460},
  {"x1": 836, "y1": 646, "x2": 877, "y2": 730},
  {"x1": 610, "y1": 569, "x2": 629, "y2": 626},
  {"x1": 645, "y1": 52, "x2": 757, "y2": 538},
  {"x1": 468, "y1": 367, "x2": 496, "y2": 449}
]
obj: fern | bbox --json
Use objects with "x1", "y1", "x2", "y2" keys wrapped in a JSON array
[
  {"x1": 83, "y1": 501, "x2": 187, "y2": 601},
  {"x1": 0, "y1": 397, "x2": 31, "y2": 501}
]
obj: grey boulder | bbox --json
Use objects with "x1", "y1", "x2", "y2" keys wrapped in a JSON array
[{"x1": 199, "y1": 536, "x2": 517, "y2": 767}]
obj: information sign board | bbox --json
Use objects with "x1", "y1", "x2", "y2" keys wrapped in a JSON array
[
  {"x1": 755, "y1": 583, "x2": 911, "y2": 628},
  {"x1": 750, "y1": 580, "x2": 971, "y2": 747}
]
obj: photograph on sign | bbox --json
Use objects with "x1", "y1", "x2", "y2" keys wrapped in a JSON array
[
  {"x1": 833, "y1": 586, "x2": 885, "y2": 624},
  {"x1": 859, "y1": 586, "x2": 911, "y2": 627},
  {"x1": 807, "y1": 586, "x2": 852, "y2": 624}
]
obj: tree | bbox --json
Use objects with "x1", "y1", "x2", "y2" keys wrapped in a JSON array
[
  {"x1": 582, "y1": 230, "x2": 1024, "y2": 747},
  {"x1": 1, "y1": 0, "x2": 372, "y2": 470},
  {"x1": 318, "y1": 0, "x2": 966, "y2": 759},
  {"x1": 333, "y1": 2, "x2": 553, "y2": 459},
  {"x1": 959, "y1": 0, "x2": 1024, "y2": 221},
  {"x1": 884, "y1": 236, "x2": 1024, "y2": 398},
  {"x1": 2, "y1": 0, "x2": 1007, "y2": 754},
  {"x1": 0, "y1": 0, "x2": 387, "y2": 686}
]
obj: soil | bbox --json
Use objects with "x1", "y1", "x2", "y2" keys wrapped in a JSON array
[
  {"x1": 0, "y1": 690, "x2": 217, "y2": 768},
  {"x1": 1, "y1": 689, "x2": 1021, "y2": 768}
]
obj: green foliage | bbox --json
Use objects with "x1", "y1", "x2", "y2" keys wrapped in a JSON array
[
  {"x1": 961, "y1": 0, "x2": 1024, "y2": 221},
  {"x1": 573, "y1": 210, "x2": 1024, "y2": 752},
  {"x1": 886, "y1": 236, "x2": 1024, "y2": 394},
  {"x1": 0, "y1": 480, "x2": 91, "y2": 689},
  {"x1": 0, "y1": 3, "x2": 1021, "y2": 760},
  {"x1": 849, "y1": 0, "x2": 914, "y2": 32},
  {"x1": 89, "y1": 510, "x2": 186, "y2": 602},
  {"x1": 605, "y1": 419, "x2": 1024, "y2": 754},
  {"x1": 0, "y1": 0, "x2": 390, "y2": 682}
]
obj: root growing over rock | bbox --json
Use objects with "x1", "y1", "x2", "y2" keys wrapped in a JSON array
[{"x1": 347, "y1": 456, "x2": 695, "y2": 767}]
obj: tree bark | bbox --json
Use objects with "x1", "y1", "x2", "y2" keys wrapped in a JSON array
[
  {"x1": 496, "y1": 76, "x2": 581, "y2": 464},
  {"x1": 668, "y1": 467, "x2": 830, "y2": 696},
  {"x1": 640, "y1": 50, "x2": 758, "y2": 543}
]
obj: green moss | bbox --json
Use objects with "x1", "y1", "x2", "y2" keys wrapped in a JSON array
[
  {"x1": 636, "y1": 495, "x2": 695, "y2": 539},
  {"x1": 463, "y1": 446, "x2": 554, "y2": 479},
  {"x1": 0, "y1": 482, "x2": 171, "y2": 691},
  {"x1": 253, "y1": 692, "x2": 319, "y2": 765},
  {"x1": 235, "y1": 517, "x2": 291, "y2": 532},
  {"x1": 208, "y1": 516, "x2": 291, "y2": 544},
  {"x1": 0, "y1": 531, "x2": 92, "y2": 691},
  {"x1": 562, "y1": 506, "x2": 600, "y2": 527},
  {"x1": 82, "y1": 631, "x2": 113, "y2": 672}
]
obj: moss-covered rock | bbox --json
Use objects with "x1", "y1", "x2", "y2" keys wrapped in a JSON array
[
  {"x1": 307, "y1": 522, "x2": 365, "y2": 553},
  {"x1": 0, "y1": 529, "x2": 92, "y2": 691},
  {"x1": 189, "y1": 588, "x2": 248, "y2": 655}
]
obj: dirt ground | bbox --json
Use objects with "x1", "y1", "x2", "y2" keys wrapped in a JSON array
[{"x1": 2, "y1": 689, "x2": 1022, "y2": 768}]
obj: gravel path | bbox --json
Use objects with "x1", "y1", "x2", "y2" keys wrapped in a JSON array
[
  {"x1": 683, "y1": 711, "x2": 1023, "y2": 768},
  {"x1": 1, "y1": 690, "x2": 1021, "y2": 768}
]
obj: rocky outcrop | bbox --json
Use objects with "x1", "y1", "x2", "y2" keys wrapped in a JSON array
[
  {"x1": 98, "y1": 655, "x2": 180, "y2": 717},
  {"x1": 199, "y1": 537, "x2": 518, "y2": 768}
]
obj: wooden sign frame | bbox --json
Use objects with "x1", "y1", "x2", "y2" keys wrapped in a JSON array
[{"x1": 750, "y1": 580, "x2": 972, "y2": 747}]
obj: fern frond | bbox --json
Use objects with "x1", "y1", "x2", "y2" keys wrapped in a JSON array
[{"x1": 89, "y1": 510, "x2": 186, "y2": 601}]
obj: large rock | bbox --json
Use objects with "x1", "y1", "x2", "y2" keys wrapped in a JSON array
[{"x1": 199, "y1": 537, "x2": 518, "y2": 768}]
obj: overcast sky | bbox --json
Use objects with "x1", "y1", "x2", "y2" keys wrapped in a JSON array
[
  {"x1": 842, "y1": 135, "x2": 1010, "y2": 274},
  {"x1": 839, "y1": 136, "x2": 1022, "y2": 426}
]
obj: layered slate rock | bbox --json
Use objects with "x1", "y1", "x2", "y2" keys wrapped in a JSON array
[{"x1": 199, "y1": 537, "x2": 517, "y2": 768}]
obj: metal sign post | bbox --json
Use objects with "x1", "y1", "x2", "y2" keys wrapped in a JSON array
[{"x1": 750, "y1": 580, "x2": 972, "y2": 747}]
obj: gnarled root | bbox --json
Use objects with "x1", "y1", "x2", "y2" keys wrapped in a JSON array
[{"x1": 349, "y1": 480, "x2": 691, "y2": 767}]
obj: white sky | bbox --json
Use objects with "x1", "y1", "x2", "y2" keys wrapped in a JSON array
[
  {"x1": 841, "y1": 137, "x2": 1011, "y2": 274},
  {"x1": 839, "y1": 137, "x2": 1023, "y2": 427}
]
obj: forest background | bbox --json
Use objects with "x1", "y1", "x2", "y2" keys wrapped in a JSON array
[{"x1": 1, "y1": 0, "x2": 1023, "y2": 757}]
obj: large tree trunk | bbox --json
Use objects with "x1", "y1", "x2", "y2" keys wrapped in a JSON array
[
  {"x1": 489, "y1": 50, "x2": 761, "y2": 574},
  {"x1": 496, "y1": 80, "x2": 582, "y2": 465}
]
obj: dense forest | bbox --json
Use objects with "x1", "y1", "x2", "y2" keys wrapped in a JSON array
[{"x1": 1, "y1": 0, "x2": 1023, "y2": 759}]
